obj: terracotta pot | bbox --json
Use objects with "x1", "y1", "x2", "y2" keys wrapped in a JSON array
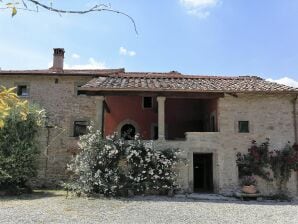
[{"x1": 242, "y1": 185, "x2": 257, "y2": 194}]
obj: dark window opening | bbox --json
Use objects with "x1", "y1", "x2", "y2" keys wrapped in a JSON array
[
  {"x1": 74, "y1": 121, "x2": 89, "y2": 137},
  {"x1": 210, "y1": 115, "x2": 216, "y2": 132},
  {"x1": 238, "y1": 121, "x2": 249, "y2": 133},
  {"x1": 121, "y1": 124, "x2": 136, "y2": 140},
  {"x1": 143, "y1": 97, "x2": 153, "y2": 108},
  {"x1": 17, "y1": 85, "x2": 28, "y2": 97},
  {"x1": 76, "y1": 84, "x2": 86, "y2": 96},
  {"x1": 153, "y1": 125, "x2": 158, "y2": 140}
]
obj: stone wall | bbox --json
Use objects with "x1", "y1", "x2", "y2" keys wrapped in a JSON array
[
  {"x1": 155, "y1": 93, "x2": 297, "y2": 196},
  {"x1": 0, "y1": 75, "x2": 96, "y2": 186},
  {"x1": 0, "y1": 75, "x2": 297, "y2": 196}
]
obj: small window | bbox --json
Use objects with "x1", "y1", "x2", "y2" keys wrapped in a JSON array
[
  {"x1": 76, "y1": 84, "x2": 86, "y2": 96},
  {"x1": 143, "y1": 97, "x2": 152, "y2": 108},
  {"x1": 17, "y1": 85, "x2": 29, "y2": 97},
  {"x1": 210, "y1": 115, "x2": 216, "y2": 132},
  {"x1": 238, "y1": 121, "x2": 249, "y2": 133},
  {"x1": 74, "y1": 121, "x2": 89, "y2": 137},
  {"x1": 75, "y1": 83, "x2": 87, "y2": 96},
  {"x1": 153, "y1": 125, "x2": 158, "y2": 140}
]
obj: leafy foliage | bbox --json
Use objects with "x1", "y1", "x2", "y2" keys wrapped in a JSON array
[
  {"x1": 236, "y1": 139, "x2": 271, "y2": 181},
  {"x1": 0, "y1": 86, "x2": 29, "y2": 128},
  {"x1": 0, "y1": 87, "x2": 45, "y2": 192},
  {"x1": 269, "y1": 143, "x2": 298, "y2": 192},
  {"x1": 240, "y1": 175, "x2": 256, "y2": 186},
  {"x1": 65, "y1": 127, "x2": 180, "y2": 197},
  {"x1": 236, "y1": 139, "x2": 298, "y2": 194},
  {"x1": 126, "y1": 139, "x2": 179, "y2": 194}
]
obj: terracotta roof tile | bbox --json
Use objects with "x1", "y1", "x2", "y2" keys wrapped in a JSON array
[
  {"x1": 1, "y1": 68, "x2": 296, "y2": 93},
  {"x1": 81, "y1": 72, "x2": 298, "y2": 93},
  {"x1": 0, "y1": 68, "x2": 125, "y2": 76}
]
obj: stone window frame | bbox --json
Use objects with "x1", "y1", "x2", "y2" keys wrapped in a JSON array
[
  {"x1": 238, "y1": 120, "x2": 250, "y2": 133},
  {"x1": 70, "y1": 117, "x2": 91, "y2": 138},
  {"x1": 74, "y1": 82, "x2": 89, "y2": 97},
  {"x1": 14, "y1": 82, "x2": 30, "y2": 98},
  {"x1": 234, "y1": 117, "x2": 254, "y2": 134}
]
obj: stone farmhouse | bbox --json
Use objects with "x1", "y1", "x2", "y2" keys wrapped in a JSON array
[{"x1": 0, "y1": 49, "x2": 298, "y2": 196}]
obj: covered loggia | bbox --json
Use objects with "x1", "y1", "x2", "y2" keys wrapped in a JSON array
[{"x1": 165, "y1": 98, "x2": 218, "y2": 140}]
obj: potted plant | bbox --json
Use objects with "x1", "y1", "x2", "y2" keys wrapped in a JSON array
[{"x1": 240, "y1": 176, "x2": 257, "y2": 194}]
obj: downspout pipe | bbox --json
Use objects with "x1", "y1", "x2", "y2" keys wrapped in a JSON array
[
  {"x1": 294, "y1": 95, "x2": 298, "y2": 197},
  {"x1": 294, "y1": 95, "x2": 298, "y2": 144}
]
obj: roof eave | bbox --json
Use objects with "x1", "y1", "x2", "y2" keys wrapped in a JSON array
[{"x1": 78, "y1": 87, "x2": 298, "y2": 94}]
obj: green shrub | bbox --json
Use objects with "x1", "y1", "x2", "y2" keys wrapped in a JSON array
[
  {"x1": 65, "y1": 127, "x2": 180, "y2": 197},
  {"x1": 0, "y1": 105, "x2": 44, "y2": 192}
]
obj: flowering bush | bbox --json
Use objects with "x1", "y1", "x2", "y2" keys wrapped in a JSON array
[
  {"x1": 126, "y1": 138, "x2": 179, "y2": 193},
  {"x1": 240, "y1": 176, "x2": 256, "y2": 186},
  {"x1": 65, "y1": 127, "x2": 181, "y2": 197},
  {"x1": 269, "y1": 143, "x2": 298, "y2": 192},
  {"x1": 236, "y1": 139, "x2": 271, "y2": 181},
  {"x1": 65, "y1": 128, "x2": 126, "y2": 196},
  {"x1": 236, "y1": 139, "x2": 298, "y2": 194}
]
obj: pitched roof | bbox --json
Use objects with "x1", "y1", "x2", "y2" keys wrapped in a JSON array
[
  {"x1": 80, "y1": 72, "x2": 298, "y2": 93},
  {"x1": 0, "y1": 68, "x2": 125, "y2": 76}
]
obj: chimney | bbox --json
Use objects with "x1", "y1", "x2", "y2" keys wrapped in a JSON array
[{"x1": 51, "y1": 48, "x2": 65, "y2": 70}]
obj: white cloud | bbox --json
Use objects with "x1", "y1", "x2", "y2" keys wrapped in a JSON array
[
  {"x1": 64, "y1": 58, "x2": 108, "y2": 69},
  {"x1": 266, "y1": 77, "x2": 298, "y2": 88},
  {"x1": 180, "y1": 0, "x2": 220, "y2": 18},
  {"x1": 71, "y1": 53, "x2": 80, "y2": 59},
  {"x1": 119, "y1": 47, "x2": 136, "y2": 57}
]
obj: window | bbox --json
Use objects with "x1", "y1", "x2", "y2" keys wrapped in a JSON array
[
  {"x1": 121, "y1": 124, "x2": 136, "y2": 140},
  {"x1": 75, "y1": 83, "x2": 87, "y2": 96},
  {"x1": 17, "y1": 85, "x2": 29, "y2": 97},
  {"x1": 238, "y1": 121, "x2": 249, "y2": 133},
  {"x1": 74, "y1": 121, "x2": 89, "y2": 137},
  {"x1": 153, "y1": 125, "x2": 158, "y2": 140},
  {"x1": 143, "y1": 97, "x2": 153, "y2": 108},
  {"x1": 210, "y1": 114, "x2": 216, "y2": 132}
]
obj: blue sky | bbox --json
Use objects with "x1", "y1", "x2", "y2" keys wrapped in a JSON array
[{"x1": 0, "y1": 0, "x2": 298, "y2": 86}]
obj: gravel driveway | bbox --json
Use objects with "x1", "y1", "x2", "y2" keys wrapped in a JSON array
[{"x1": 0, "y1": 191, "x2": 297, "y2": 224}]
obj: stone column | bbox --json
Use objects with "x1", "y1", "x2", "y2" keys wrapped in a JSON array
[
  {"x1": 95, "y1": 96, "x2": 105, "y2": 133},
  {"x1": 157, "y1": 96, "x2": 166, "y2": 140}
]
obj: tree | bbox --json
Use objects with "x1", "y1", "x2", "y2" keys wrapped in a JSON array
[
  {"x1": 0, "y1": 87, "x2": 28, "y2": 128},
  {"x1": 0, "y1": 86, "x2": 45, "y2": 194},
  {"x1": 0, "y1": 0, "x2": 137, "y2": 34}
]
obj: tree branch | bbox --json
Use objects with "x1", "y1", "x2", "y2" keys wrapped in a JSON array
[
  {"x1": 27, "y1": 0, "x2": 138, "y2": 34},
  {"x1": 2, "y1": 0, "x2": 138, "y2": 34}
]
